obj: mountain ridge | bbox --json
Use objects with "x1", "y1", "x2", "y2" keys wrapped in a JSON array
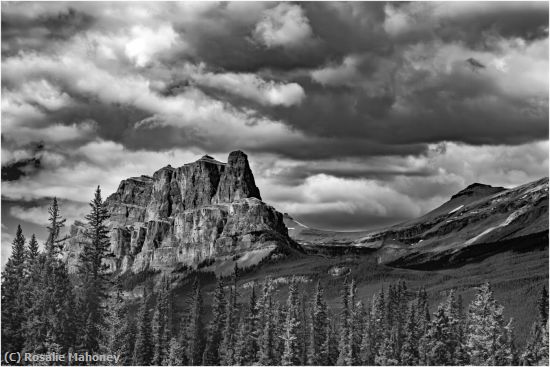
[{"x1": 289, "y1": 176, "x2": 548, "y2": 267}]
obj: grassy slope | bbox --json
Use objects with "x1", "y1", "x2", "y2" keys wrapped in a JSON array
[{"x1": 169, "y1": 244, "x2": 548, "y2": 347}]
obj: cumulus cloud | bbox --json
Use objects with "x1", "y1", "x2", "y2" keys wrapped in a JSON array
[
  {"x1": 252, "y1": 3, "x2": 315, "y2": 49},
  {"x1": 183, "y1": 63, "x2": 305, "y2": 106},
  {"x1": 125, "y1": 24, "x2": 181, "y2": 67},
  {"x1": 311, "y1": 55, "x2": 362, "y2": 86},
  {"x1": 1, "y1": 228, "x2": 14, "y2": 270},
  {"x1": 10, "y1": 201, "x2": 89, "y2": 228}
]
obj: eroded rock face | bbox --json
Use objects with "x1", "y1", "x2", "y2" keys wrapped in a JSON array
[{"x1": 64, "y1": 151, "x2": 294, "y2": 273}]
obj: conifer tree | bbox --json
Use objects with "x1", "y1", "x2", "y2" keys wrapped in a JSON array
[
  {"x1": 240, "y1": 284, "x2": 260, "y2": 363},
  {"x1": 220, "y1": 274, "x2": 239, "y2": 365},
  {"x1": 282, "y1": 277, "x2": 301, "y2": 366},
  {"x1": 186, "y1": 278, "x2": 205, "y2": 365},
  {"x1": 424, "y1": 304, "x2": 453, "y2": 365},
  {"x1": 152, "y1": 294, "x2": 168, "y2": 366},
  {"x1": 416, "y1": 287, "x2": 431, "y2": 364},
  {"x1": 26, "y1": 234, "x2": 40, "y2": 272},
  {"x1": 233, "y1": 315, "x2": 248, "y2": 366},
  {"x1": 521, "y1": 286, "x2": 549, "y2": 365},
  {"x1": 45, "y1": 197, "x2": 67, "y2": 256},
  {"x1": 166, "y1": 337, "x2": 184, "y2": 366},
  {"x1": 375, "y1": 328, "x2": 398, "y2": 366},
  {"x1": 307, "y1": 280, "x2": 329, "y2": 365},
  {"x1": 370, "y1": 287, "x2": 386, "y2": 360},
  {"x1": 337, "y1": 276, "x2": 357, "y2": 365},
  {"x1": 465, "y1": 282, "x2": 514, "y2": 365},
  {"x1": 298, "y1": 293, "x2": 311, "y2": 365},
  {"x1": 174, "y1": 315, "x2": 189, "y2": 366},
  {"x1": 444, "y1": 289, "x2": 467, "y2": 364},
  {"x1": 133, "y1": 295, "x2": 153, "y2": 366},
  {"x1": 118, "y1": 306, "x2": 137, "y2": 366},
  {"x1": 273, "y1": 301, "x2": 287, "y2": 364},
  {"x1": 23, "y1": 199, "x2": 77, "y2": 354},
  {"x1": 326, "y1": 317, "x2": 340, "y2": 365},
  {"x1": 400, "y1": 303, "x2": 420, "y2": 365},
  {"x1": 1, "y1": 225, "x2": 27, "y2": 353},
  {"x1": 353, "y1": 300, "x2": 367, "y2": 364},
  {"x1": 203, "y1": 278, "x2": 226, "y2": 365},
  {"x1": 78, "y1": 186, "x2": 111, "y2": 353},
  {"x1": 258, "y1": 278, "x2": 276, "y2": 365}
]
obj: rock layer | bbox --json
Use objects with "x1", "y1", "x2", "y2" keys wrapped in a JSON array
[{"x1": 65, "y1": 151, "x2": 295, "y2": 273}]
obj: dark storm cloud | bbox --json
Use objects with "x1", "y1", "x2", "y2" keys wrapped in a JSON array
[
  {"x1": 1, "y1": 5, "x2": 95, "y2": 55},
  {"x1": 1, "y1": 1, "x2": 548, "y2": 236},
  {"x1": 1, "y1": 157, "x2": 41, "y2": 181},
  {"x1": 385, "y1": 1, "x2": 549, "y2": 48}
]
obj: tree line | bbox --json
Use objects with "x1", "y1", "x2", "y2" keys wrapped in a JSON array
[{"x1": 1, "y1": 188, "x2": 549, "y2": 366}]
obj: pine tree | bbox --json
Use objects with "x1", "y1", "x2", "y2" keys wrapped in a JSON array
[
  {"x1": 118, "y1": 307, "x2": 137, "y2": 366},
  {"x1": 298, "y1": 293, "x2": 310, "y2": 365},
  {"x1": 258, "y1": 278, "x2": 276, "y2": 365},
  {"x1": 152, "y1": 294, "x2": 168, "y2": 366},
  {"x1": 521, "y1": 286, "x2": 549, "y2": 365},
  {"x1": 282, "y1": 277, "x2": 301, "y2": 366},
  {"x1": 233, "y1": 314, "x2": 248, "y2": 365},
  {"x1": 45, "y1": 197, "x2": 67, "y2": 256},
  {"x1": 416, "y1": 287, "x2": 431, "y2": 364},
  {"x1": 444, "y1": 289, "x2": 467, "y2": 364},
  {"x1": 337, "y1": 275, "x2": 357, "y2": 365},
  {"x1": 186, "y1": 278, "x2": 205, "y2": 365},
  {"x1": 22, "y1": 200, "x2": 77, "y2": 354},
  {"x1": 220, "y1": 273, "x2": 239, "y2": 365},
  {"x1": 375, "y1": 328, "x2": 398, "y2": 366},
  {"x1": 26, "y1": 234, "x2": 40, "y2": 272},
  {"x1": 166, "y1": 337, "x2": 184, "y2": 366},
  {"x1": 203, "y1": 278, "x2": 226, "y2": 365},
  {"x1": 370, "y1": 287, "x2": 386, "y2": 361},
  {"x1": 307, "y1": 280, "x2": 329, "y2": 365},
  {"x1": 465, "y1": 282, "x2": 514, "y2": 365},
  {"x1": 78, "y1": 186, "x2": 111, "y2": 354},
  {"x1": 1, "y1": 225, "x2": 27, "y2": 353},
  {"x1": 400, "y1": 303, "x2": 419, "y2": 365},
  {"x1": 424, "y1": 304, "x2": 453, "y2": 365},
  {"x1": 326, "y1": 317, "x2": 340, "y2": 365},
  {"x1": 133, "y1": 295, "x2": 153, "y2": 365},
  {"x1": 352, "y1": 299, "x2": 366, "y2": 364},
  {"x1": 240, "y1": 284, "x2": 260, "y2": 364},
  {"x1": 175, "y1": 315, "x2": 189, "y2": 366},
  {"x1": 273, "y1": 301, "x2": 287, "y2": 364}
]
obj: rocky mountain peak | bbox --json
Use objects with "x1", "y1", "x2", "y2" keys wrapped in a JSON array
[
  {"x1": 64, "y1": 150, "x2": 295, "y2": 274},
  {"x1": 450, "y1": 182, "x2": 505, "y2": 200}
]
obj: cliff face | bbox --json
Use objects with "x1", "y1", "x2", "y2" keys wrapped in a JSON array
[{"x1": 64, "y1": 151, "x2": 295, "y2": 274}]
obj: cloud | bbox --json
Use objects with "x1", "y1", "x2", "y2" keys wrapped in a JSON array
[
  {"x1": 182, "y1": 63, "x2": 306, "y2": 106},
  {"x1": 9, "y1": 201, "x2": 89, "y2": 228},
  {"x1": 125, "y1": 24, "x2": 181, "y2": 67},
  {"x1": 310, "y1": 55, "x2": 362, "y2": 87},
  {"x1": 252, "y1": 3, "x2": 315, "y2": 49},
  {"x1": 383, "y1": 1, "x2": 549, "y2": 46},
  {"x1": 1, "y1": 229, "x2": 14, "y2": 270},
  {"x1": 1, "y1": 120, "x2": 97, "y2": 146}
]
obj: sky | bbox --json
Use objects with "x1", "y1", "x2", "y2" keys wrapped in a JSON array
[{"x1": 1, "y1": 1, "x2": 549, "y2": 266}]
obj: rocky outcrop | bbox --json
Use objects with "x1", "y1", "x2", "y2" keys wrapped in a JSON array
[{"x1": 64, "y1": 151, "x2": 296, "y2": 274}]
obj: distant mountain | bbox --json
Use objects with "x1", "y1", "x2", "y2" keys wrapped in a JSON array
[
  {"x1": 291, "y1": 177, "x2": 549, "y2": 268},
  {"x1": 64, "y1": 151, "x2": 300, "y2": 275}
]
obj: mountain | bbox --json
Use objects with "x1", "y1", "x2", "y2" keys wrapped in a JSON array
[
  {"x1": 64, "y1": 151, "x2": 300, "y2": 274},
  {"x1": 291, "y1": 177, "x2": 548, "y2": 268}
]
